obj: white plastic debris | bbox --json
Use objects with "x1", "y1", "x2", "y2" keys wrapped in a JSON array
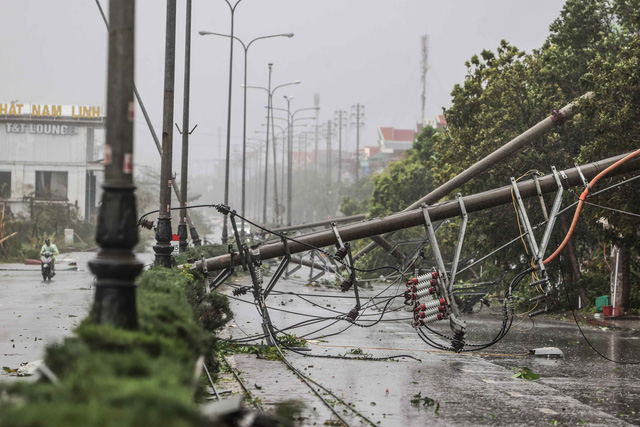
[
  {"x1": 529, "y1": 347, "x2": 564, "y2": 358},
  {"x1": 17, "y1": 360, "x2": 43, "y2": 376}
]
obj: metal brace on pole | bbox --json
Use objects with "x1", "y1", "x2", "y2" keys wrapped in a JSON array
[
  {"x1": 228, "y1": 210, "x2": 247, "y2": 271},
  {"x1": 240, "y1": 243, "x2": 275, "y2": 347},
  {"x1": 511, "y1": 177, "x2": 544, "y2": 273},
  {"x1": 449, "y1": 194, "x2": 468, "y2": 289},
  {"x1": 510, "y1": 167, "x2": 564, "y2": 317},
  {"x1": 421, "y1": 203, "x2": 449, "y2": 301},
  {"x1": 206, "y1": 244, "x2": 236, "y2": 293},
  {"x1": 342, "y1": 242, "x2": 361, "y2": 322},
  {"x1": 284, "y1": 251, "x2": 303, "y2": 279},
  {"x1": 536, "y1": 167, "x2": 564, "y2": 263},
  {"x1": 420, "y1": 202, "x2": 467, "y2": 345},
  {"x1": 533, "y1": 173, "x2": 549, "y2": 221},
  {"x1": 331, "y1": 222, "x2": 346, "y2": 253},
  {"x1": 574, "y1": 163, "x2": 591, "y2": 190},
  {"x1": 264, "y1": 237, "x2": 291, "y2": 299},
  {"x1": 308, "y1": 250, "x2": 328, "y2": 282}
]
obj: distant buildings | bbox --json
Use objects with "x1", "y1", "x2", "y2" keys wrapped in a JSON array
[
  {"x1": 0, "y1": 102, "x2": 104, "y2": 220},
  {"x1": 287, "y1": 115, "x2": 449, "y2": 181},
  {"x1": 356, "y1": 126, "x2": 417, "y2": 177}
]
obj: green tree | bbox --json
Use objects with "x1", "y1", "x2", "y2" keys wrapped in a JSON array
[{"x1": 362, "y1": 0, "x2": 640, "y2": 308}]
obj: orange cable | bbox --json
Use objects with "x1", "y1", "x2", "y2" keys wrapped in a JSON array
[{"x1": 540, "y1": 149, "x2": 640, "y2": 268}]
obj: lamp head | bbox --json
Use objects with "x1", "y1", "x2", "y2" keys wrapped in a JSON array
[{"x1": 285, "y1": 33, "x2": 294, "y2": 38}]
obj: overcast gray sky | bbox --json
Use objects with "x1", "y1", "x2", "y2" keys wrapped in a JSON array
[{"x1": 0, "y1": 0, "x2": 566, "y2": 173}]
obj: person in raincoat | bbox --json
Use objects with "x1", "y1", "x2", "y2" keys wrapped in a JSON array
[{"x1": 40, "y1": 238, "x2": 59, "y2": 276}]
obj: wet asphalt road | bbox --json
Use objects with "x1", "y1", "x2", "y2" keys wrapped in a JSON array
[
  {"x1": 0, "y1": 252, "x2": 153, "y2": 382},
  {"x1": 2, "y1": 254, "x2": 638, "y2": 425},
  {"x1": 0, "y1": 253, "x2": 94, "y2": 380},
  {"x1": 224, "y1": 269, "x2": 640, "y2": 426}
]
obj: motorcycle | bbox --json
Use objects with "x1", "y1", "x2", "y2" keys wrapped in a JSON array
[{"x1": 41, "y1": 251, "x2": 54, "y2": 281}]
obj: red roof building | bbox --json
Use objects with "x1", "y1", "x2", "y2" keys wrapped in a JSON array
[{"x1": 377, "y1": 126, "x2": 416, "y2": 154}]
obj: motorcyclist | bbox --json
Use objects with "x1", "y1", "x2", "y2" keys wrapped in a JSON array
[{"x1": 40, "y1": 238, "x2": 59, "y2": 276}]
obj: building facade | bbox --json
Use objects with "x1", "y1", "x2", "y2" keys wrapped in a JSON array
[{"x1": 0, "y1": 102, "x2": 104, "y2": 220}]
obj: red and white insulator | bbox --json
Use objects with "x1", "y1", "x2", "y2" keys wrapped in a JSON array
[
  {"x1": 414, "y1": 289, "x2": 431, "y2": 301},
  {"x1": 414, "y1": 298, "x2": 447, "y2": 311},
  {"x1": 407, "y1": 272, "x2": 439, "y2": 286},
  {"x1": 415, "y1": 305, "x2": 445, "y2": 319},
  {"x1": 414, "y1": 312, "x2": 445, "y2": 326},
  {"x1": 415, "y1": 284, "x2": 437, "y2": 295},
  {"x1": 415, "y1": 287, "x2": 445, "y2": 301},
  {"x1": 408, "y1": 281, "x2": 436, "y2": 293}
]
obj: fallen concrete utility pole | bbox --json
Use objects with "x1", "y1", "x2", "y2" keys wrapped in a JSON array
[
  {"x1": 352, "y1": 92, "x2": 594, "y2": 260},
  {"x1": 271, "y1": 214, "x2": 367, "y2": 233},
  {"x1": 193, "y1": 151, "x2": 639, "y2": 272},
  {"x1": 289, "y1": 255, "x2": 336, "y2": 273}
]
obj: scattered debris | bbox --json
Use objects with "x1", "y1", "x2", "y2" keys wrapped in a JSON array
[
  {"x1": 410, "y1": 392, "x2": 440, "y2": 414},
  {"x1": 529, "y1": 347, "x2": 564, "y2": 358},
  {"x1": 512, "y1": 367, "x2": 540, "y2": 380}
]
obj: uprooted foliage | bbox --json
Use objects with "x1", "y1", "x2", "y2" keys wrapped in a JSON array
[{"x1": 0, "y1": 266, "x2": 233, "y2": 426}]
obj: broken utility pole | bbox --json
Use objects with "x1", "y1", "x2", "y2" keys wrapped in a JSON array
[
  {"x1": 352, "y1": 92, "x2": 595, "y2": 261},
  {"x1": 192, "y1": 152, "x2": 640, "y2": 272}
]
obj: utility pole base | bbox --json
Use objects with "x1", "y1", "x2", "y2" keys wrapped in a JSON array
[
  {"x1": 89, "y1": 251, "x2": 142, "y2": 330},
  {"x1": 189, "y1": 226, "x2": 202, "y2": 246},
  {"x1": 177, "y1": 223, "x2": 188, "y2": 253},
  {"x1": 154, "y1": 217, "x2": 174, "y2": 267}
]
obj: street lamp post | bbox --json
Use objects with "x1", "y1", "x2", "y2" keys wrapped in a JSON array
[
  {"x1": 90, "y1": 0, "x2": 142, "y2": 328},
  {"x1": 263, "y1": 122, "x2": 288, "y2": 213},
  {"x1": 334, "y1": 110, "x2": 347, "y2": 184},
  {"x1": 264, "y1": 64, "x2": 273, "y2": 225},
  {"x1": 284, "y1": 95, "x2": 294, "y2": 225},
  {"x1": 198, "y1": 31, "x2": 293, "y2": 235},
  {"x1": 351, "y1": 104, "x2": 365, "y2": 182},
  {"x1": 244, "y1": 78, "x2": 300, "y2": 223},
  {"x1": 264, "y1": 116, "x2": 311, "y2": 222},
  {"x1": 270, "y1": 105, "x2": 319, "y2": 225},
  {"x1": 325, "y1": 120, "x2": 332, "y2": 186},
  {"x1": 220, "y1": 0, "x2": 242, "y2": 244}
]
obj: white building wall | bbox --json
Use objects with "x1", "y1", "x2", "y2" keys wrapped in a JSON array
[{"x1": 0, "y1": 120, "x2": 103, "y2": 220}]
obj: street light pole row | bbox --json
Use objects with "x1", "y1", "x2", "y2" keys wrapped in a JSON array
[
  {"x1": 198, "y1": 30, "x2": 293, "y2": 234},
  {"x1": 244, "y1": 79, "x2": 300, "y2": 224}
]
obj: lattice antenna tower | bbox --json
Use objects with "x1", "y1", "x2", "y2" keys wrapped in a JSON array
[{"x1": 421, "y1": 35, "x2": 429, "y2": 125}]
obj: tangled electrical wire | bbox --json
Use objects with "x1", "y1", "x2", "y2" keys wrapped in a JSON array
[{"x1": 140, "y1": 151, "x2": 640, "y2": 361}]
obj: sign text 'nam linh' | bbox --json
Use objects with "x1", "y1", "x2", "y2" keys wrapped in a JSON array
[{"x1": 0, "y1": 102, "x2": 101, "y2": 119}]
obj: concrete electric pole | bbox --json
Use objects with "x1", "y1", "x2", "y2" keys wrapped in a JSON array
[{"x1": 154, "y1": 0, "x2": 177, "y2": 268}]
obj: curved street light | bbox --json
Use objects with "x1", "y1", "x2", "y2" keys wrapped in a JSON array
[
  {"x1": 199, "y1": 30, "x2": 293, "y2": 235},
  {"x1": 245, "y1": 79, "x2": 301, "y2": 224},
  {"x1": 268, "y1": 104, "x2": 319, "y2": 225}
]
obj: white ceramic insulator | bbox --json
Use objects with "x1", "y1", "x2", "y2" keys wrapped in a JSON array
[
  {"x1": 423, "y1": 312, "x2": 444, "y2": 324},
  {"x1": 415, "y1": 283, "x2": 434, "y2": 292},
  {"x1": 417, "y1": 296, "x2": 442, "y2": 307},
  {"x1": 420, "y1": 305, "x2": 442, "y2": 317},
  {"x1": 415, "y1": 273, "x2": 435, "y2": 283}
]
